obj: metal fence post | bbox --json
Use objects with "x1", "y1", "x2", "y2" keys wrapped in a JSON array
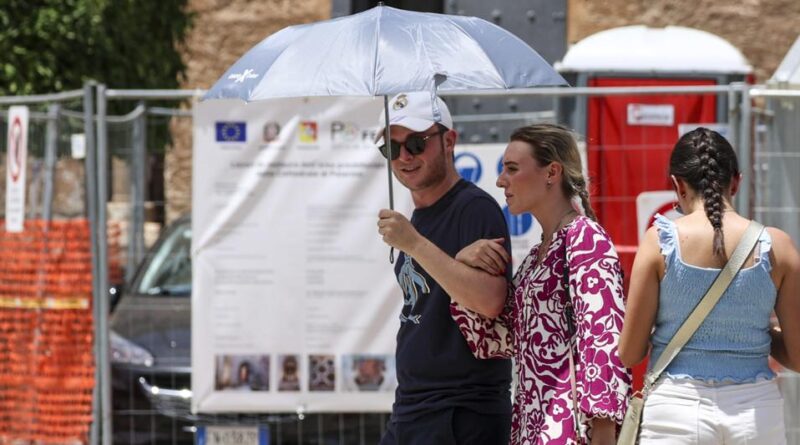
[
  {"x1": 43, "y1": 104, "x2": 60, "y2": 222},
  {"x1": 95, "y1": 84, "x2": 113, "y2": 445},
  {"x1": 738, "y1": 84, "x2": 753, "y2": 217},
  {"x1": 574, "y1": 73, "x2": 589, "y2": 136},
  {"x1": 83, "y1": 82, "x2": 101, "y2": 445},
  {"x1": 127, "y1": 103, "x2": 147, "y2": 281},
  {"x1": 727, "y1": 84, "x2": 741, "y2": 161}
]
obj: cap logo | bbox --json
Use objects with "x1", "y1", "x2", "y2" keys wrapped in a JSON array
[{"x1": 392, "y1": 94, "x2": 408, "y2": 110}]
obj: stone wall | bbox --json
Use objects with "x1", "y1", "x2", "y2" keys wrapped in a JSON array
[
  {"x1": 0, "y1": 155, "x2": 86, "y2": 219},
  {"x1": 168, "y1": 0, "x2": 330, "y2": 222}
]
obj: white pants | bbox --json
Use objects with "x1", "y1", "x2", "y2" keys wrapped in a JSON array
[{"x1": 638, "y1": 377, "x2": 786, "y2": 445}]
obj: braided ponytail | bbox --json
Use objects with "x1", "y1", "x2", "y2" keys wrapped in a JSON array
[
  {"x1": 670, "y1": 127, "x2": 740, "y2": 258},
  {"x1": 696, "y1": 135, "x2": 726, "y2": 257},
  {"x1": 571, "y1": 177, "x2": 597, "y2": 222}
]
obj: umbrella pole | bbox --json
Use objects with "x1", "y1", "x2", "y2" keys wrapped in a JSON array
[{"x1": 383, "y1": 95, "x2": 395, "y2": 263}]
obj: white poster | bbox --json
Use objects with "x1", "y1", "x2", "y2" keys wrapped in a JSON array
[
  {"x1": 192, "y1": 97, "x2": 406, "y2": 413},
  {"x1": 5, "y1": 106, "x2": 29, "y2": 233},
  {"x1": 191, "y1": 97, "x2": 535, "y2": 413}
]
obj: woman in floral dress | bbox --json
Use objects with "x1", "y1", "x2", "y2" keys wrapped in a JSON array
[{"x1": 451, "y1": 124, "x2": 631, "y2": 444}]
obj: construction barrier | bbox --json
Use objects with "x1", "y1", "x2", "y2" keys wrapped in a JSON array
[{"x1": 0, "y1": 219, "x2": 94, "y2": 444}]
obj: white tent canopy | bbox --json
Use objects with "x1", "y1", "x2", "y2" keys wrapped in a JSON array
[
  {"x1": 770, "y1": 35, "x2": 800, "y2": 86},
  {"x1": 556, "y1": 25, "x2": 752, "y2": 74}
]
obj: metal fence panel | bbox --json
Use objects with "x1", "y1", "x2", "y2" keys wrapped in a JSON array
[
  {"x1": 101, "y1": 85, "x2": 800, "y2": 445},
  {"x1": 3, "y1": 83, "x2": 799, "y2": 444}
]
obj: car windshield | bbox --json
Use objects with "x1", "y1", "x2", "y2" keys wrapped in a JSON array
[{"x1": 135, "y1": 222, "x2": 192, "y2": 296}]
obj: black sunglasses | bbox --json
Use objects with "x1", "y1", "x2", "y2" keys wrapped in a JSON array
[{"x1": 378, "y1": 130, "x2": 445, "y2": 160}]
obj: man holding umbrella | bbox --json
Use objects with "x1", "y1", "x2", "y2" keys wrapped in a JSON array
[{"x1": 377, "y1": 92, "x2": 512, "y2": 444}]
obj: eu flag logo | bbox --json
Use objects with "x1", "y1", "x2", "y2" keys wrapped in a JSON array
[{"x1": 216, "y1": 122, "x2": 247, "y2": 142}]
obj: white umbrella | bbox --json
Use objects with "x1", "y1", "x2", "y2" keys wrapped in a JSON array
[
  {"x1": 204, "y1": 5, "x2": 567, "y2": 259},
  {"x1": 205, "y1": 5, "x2": 566, "y2": 101}
]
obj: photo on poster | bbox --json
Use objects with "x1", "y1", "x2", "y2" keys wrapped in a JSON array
[
  {"x1": 277, "y1": 354, "x2": 302, "y2": 392},
  {"x1": 341, "y1": 354, "x2": 397, "y2": 392},
  {"x1": 262, "y1": 121, "x2": 281, "y2": 143},
  {"x1": 308, "y1": 354, "x2": 335, "y2": 392},
  {"x1": 214, "y1": 355, "x2": 270, "y2": 391}
]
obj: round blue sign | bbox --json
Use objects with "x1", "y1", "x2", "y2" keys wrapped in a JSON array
[
  {"x1": 455, "y1": 153, "x2": 482, "y2": 183},
  {"x1": 502, "y1": 206, "x2": 534, "y2": 236}
]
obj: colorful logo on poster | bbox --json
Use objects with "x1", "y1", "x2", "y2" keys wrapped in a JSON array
[
  {"x1": 299, "y1": 121, "x2": 318, "y2": 143},
  {"x1": 503, "y1": 206, "x2": 534, "y2": 237},
  {"x1": 330, "y1": 121, "x2": 360, "y2": 143},
  {"x1": 455, "y1": 153, "x2": 482, "y2": 183},
  {"x1": 215, "y1": 122, "x2": 247, "y2": 142}
]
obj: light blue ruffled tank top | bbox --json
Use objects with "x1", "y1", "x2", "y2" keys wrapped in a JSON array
[{"x1": 648, "y1": 214, "x2": 777, "y2": 383}]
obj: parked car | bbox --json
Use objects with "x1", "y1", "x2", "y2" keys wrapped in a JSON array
[{"x1": 110, "y1": 215, "x2": 387, "y2": 444}]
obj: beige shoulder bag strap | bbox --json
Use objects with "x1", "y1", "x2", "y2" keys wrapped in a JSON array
[{"x1": 617, "y1": 220, "x2": 765, "y2": 445}]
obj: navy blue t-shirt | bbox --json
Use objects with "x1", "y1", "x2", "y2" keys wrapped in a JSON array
[{"x1": 392, "y1": 179, "x2": 512, "y2": 422}]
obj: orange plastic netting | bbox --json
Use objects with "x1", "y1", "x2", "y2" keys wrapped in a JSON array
[{"x1": 0, "y1": 219, "x2": 115, "y2": 444}]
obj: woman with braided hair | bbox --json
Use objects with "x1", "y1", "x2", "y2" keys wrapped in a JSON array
[
  {"x1": 619, "y1": 127, "x2": 800, "y2": 444},
  {"x1": 450, "y1": 123, "x2": 631, "y2": 444}
]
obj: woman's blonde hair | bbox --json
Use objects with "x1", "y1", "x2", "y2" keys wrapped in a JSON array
[{"x1": 509, "y1": 123, "x2": 597, "y2": 221}]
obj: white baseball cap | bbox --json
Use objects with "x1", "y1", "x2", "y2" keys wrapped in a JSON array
[{"x1": 376, "y1": 92, "x2": 453, "y2": 142}]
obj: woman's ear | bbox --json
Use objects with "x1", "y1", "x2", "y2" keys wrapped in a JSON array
[
  {"x1": 670, "y1": 175, "x2": 687, "y2": 198},
  {"x1": 548, "y1": 162, "x2": 564, "y2": 182},
  {"x1": 730, "y1": 173, "x2": 742, "y2": 197}
]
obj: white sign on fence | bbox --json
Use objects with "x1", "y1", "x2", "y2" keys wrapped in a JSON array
[
  {"x1": 70, "y1": 133, "x2": 86, "y2": 159},
  {"x1": 627, "y1": 103, "x2": 675, "y2": 126},
  {"x1": 5, "y1": 106, "x2": 29, "y2": 233}
]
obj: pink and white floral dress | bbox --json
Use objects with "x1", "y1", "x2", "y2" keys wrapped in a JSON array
[{"x1": 451, "y1": 216, "x2": 631, "y2": 445}]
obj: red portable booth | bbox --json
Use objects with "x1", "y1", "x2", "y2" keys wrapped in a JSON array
[{"x1": 556, "y1": 25, "x2": 752, "y2": 388}]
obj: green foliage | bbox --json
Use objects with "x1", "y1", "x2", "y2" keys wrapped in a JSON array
[{"x1": 0, "y1": 0, "x2": 193, "y2": 95}]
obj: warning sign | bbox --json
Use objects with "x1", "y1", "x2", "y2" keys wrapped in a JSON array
[{"x1": 5, "y1": 106, "x2": 29, "y2": 233}]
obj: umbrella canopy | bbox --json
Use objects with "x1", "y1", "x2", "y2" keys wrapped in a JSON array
[{"x1": 204, "y1": 5, "x2": 567, "y2": 101}]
